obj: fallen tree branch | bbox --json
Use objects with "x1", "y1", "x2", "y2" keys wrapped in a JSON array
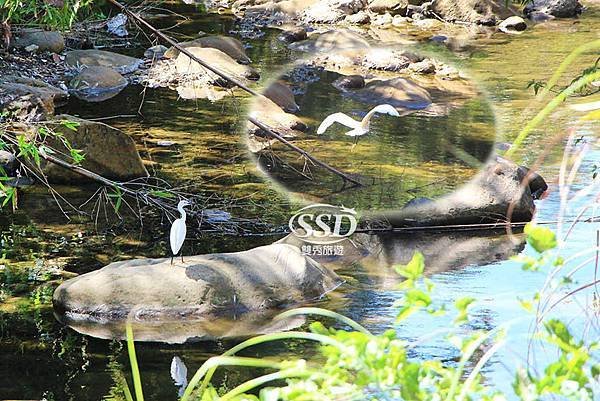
[{"x1": 105, "y1": 0, "x2": 362, "y2": 187}]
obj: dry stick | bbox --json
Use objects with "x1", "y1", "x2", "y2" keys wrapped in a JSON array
[{"x1": 105, "y1": 0, "x2": 362, "y2": 187}]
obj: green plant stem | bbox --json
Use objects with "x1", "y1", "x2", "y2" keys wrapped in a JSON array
[
  {"x1": 180, "y1": 331, "x2": 346, "y2": 401},
  {"x1": 125, "y1": 324, "x2": 144, "y2": 401},
  {"x1": 507, "y1": 70, "x2": 600, "y2": 158},
  {"x1": 275, "y1": 307, "x2": 372, "y2": 335},
  {"x1": 220, "y1": 369, "x2": 323, "y2": 401},
  {"x1": 540, "y1": 40, "x2": 600, "y2": 100}
]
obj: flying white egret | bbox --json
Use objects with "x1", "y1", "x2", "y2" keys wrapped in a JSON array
[
  {"x1": 316, "y1": 104, "x2": 401, "y2": 145},
  {"x1": 170, "y1": 199, "x2": 191, "y2": 264}
]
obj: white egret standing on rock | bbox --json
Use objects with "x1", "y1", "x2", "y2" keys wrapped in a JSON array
[
  {"x1": 170, "y1": 199, "x2": 191, "y2": 265},
  {"x1": 316, "y1": 104, "x2": 401, "y2": 149}
]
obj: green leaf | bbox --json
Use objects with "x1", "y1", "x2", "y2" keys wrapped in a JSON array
[{"x1": 524, "y1": 223, "x2": 557, "y2": 253}]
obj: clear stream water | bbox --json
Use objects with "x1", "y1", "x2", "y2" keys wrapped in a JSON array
[{"x1": 1, "y1": 2, "x2": 600, "y2": 400}]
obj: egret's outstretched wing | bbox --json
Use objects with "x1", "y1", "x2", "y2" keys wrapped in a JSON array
[
  {"x1": 371, "y1": 104, "x2": 400, "y2": 117},
  {"x1": 316, "y1": 112, "x2": 360, "y2": 134},
  {"x1": 170, "y1": 219, "x2": 187, "y2": 255}
]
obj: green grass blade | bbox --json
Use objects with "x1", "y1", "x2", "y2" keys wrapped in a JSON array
[
  {"x1": 274, "y1": 307, "x2": 372, "y2": 335},
  {"x1": 506, "y1": 70, "x2": 600, "y2": 158},
  {"x1": 220, "y1": 369, "x2": 320, "y2": 401},
  {"x1": 125, "y1": 324, "x2": 145, "y2": 401},
  {"x1": 180, "y1": 331, "x2": 346, "y2": 401}
]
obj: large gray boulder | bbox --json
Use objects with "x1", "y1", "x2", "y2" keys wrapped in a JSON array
[
  {"x1": 11, "y1": 29, "x2": 65, "y2": 53},
  {"x1": 39, "y1": 115, "x2": 148, "y2": 183},
  {"x1": 69, "y1": 66, "x2": 128, "y2": 102},
  {"x1": 65, "y1": 50, "x2": 144, "y2": 75},
  {"x1": 524, "y1": 0, "x2": 583, "y2": 18},
  {"x1": 53, "y1": 244, "x2": 342, "y2": 342},
  {"x1": 374, "y1": 157, "x2": 545, "y2": 227}
]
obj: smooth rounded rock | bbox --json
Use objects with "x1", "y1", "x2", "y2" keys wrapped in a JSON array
[
  {"x1": 263, "y1": 81, "x2": 299, "y2": 113},
  {"x1": 69, "y1": 66, "x2": 128, "y2": 102},
  {"x1": 53, "y1": 244, "x2": 342, "y2": 343},
  {"x1": 12, "y1": 29, "x2": 65, "y2": 53},
  {"x1": 66, "y1": 50, "x2": 144, "y2": 74},
  {"x1": 175, "y1": 47, "x2": 260, "y2": 81},
  {"x1": 165, "y1": 35, "x2": 251, "y2": 64},
  {"x1": 349, "y1": 77, "x2": 432, "y2": 110},
  {"x1": 499, "y1": 16, "x2": 527, "y2": 33}
]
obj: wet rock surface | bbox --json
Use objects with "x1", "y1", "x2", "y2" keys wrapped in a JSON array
[
  {"x1": 263, "y1": 81, "x2": 300, "y2": 113},
  {"x1": 524, "y1": 0, "x2": 583, "y2": 18},
  {"x1": 164, "y1": 35, "x2": 252, "y2": 64},
  {"x1": 39, "y1": 114, "x2": 149, "y2": 183},
  {"x1": 0, "y1": 76, "x2": 68, "y2": 119},
  {"x1": 175, "y1": 47, "x2": 260, "y2": 81},
  {"x1": 65, "y1": 50, "x2": 144, "y2": 75},
  {"x1": 53, "y1": 244, "x2": 342, "y2": 342},
  {"x1": 68, "y1": 66, "x2": 128, "y2": 102},
  {"x1": 348, "y1": 77, "x2": 432, "y2": 109},
  {"x1": 376, "y1": 157, "x2": 546, "y2": 227}
]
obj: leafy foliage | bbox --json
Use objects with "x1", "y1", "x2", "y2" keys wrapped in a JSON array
[{"x1": 0, "y1": 0, "x2": 98, "y2": 30}]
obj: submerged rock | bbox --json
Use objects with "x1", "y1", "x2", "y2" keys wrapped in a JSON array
[
  {"x1": 11, "y1": 29, "x2": 65, "y2": 53},
  {"x1": 69, "y1": 66, "x2": 128, "y2": 102},
  {"x1": 523, "y1": 0, "x2": 583, "y2": 18},
  {"x1": 333, "y1": 74, "x2": 366, "y2": 90},
  {"x1": 248, "y1": 96, "x2": 307, "y2": 138},
  {"x1": 164, "y1": 35, "x2": 252, "y2": 64},
  {"x1": 376, "y1": 157, "x2": 546, "y2": 227},
  {"x1": 279, "y1": 27, "x2": 308, "y2": 42},
  {"x1": 53, "y1": 244, "x2": 341, "y2": 342},
  {"x1": 65, "y1": 50, "x2": 144, "y2": 74},
  {"x1": 175, "y1": 47, "x2": 260, "y2": 81},
  {"x1": 39, "y1": 115, "x2": 148, "y2": 183},
  {"x1": 349, "y1": 77, "x2": 432, "y2": 109},
  {"x1": 263, "y1": 81, "x2": 300, "y2": 113}
]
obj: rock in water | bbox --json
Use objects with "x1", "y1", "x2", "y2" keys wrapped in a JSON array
[
  {"x1": 69, "y1": 66, "x2": 128, "y2": 102},
  {"x1": 376, "y1": 157, "x2": 544, "y2": 227},
  {"x1": 39, "y1": 114, "x2": 148, "y2": 183},
  {"x1": 302, "y1": 0, "x2": 367, "y2": 23},
  {"x1": 175, "y1": 47, "x2": 260, "y2": 81},
  {"x1": 66, "y1": 50, "x2": 144, "y2": 74},
  {"x1": 349, "y1": 77, "x2": 432, "y2": 110},
  {"x1": 333, "y1": 75, "x2": 366, "y2": 90},
  {"x1": 53, "y1": 244, "x2": 342, "y2": 342},
  {"x1": 106, "y1": 13, "x2": 129, "y2": 37},
  {"x1": 263, "y1": 81, "x2": 300, "y2": 113},
  {"x1": 144, "y1": 45, "x2": 169, "y2": 59},
  {"x1": 11, "y1": 29, "x2": 65, "y2": 53},
  {"x1": 290, "y1": 30, "x2": 370, "y2": 53},
  {"x1": 164, "y1": 35, "x2": 252, "y2": 64},
  {"x1": 368, "y1": 0, "x2": 408, "y2": 15},
  {"x1": 248, "y1": 96, "x2": 307, "y2": 139},
  {"x1": 431, "y1": 0, "x2": 516, "y2": 25},
  {"x1": 499, "y1": 16, "x2": 527, "y2": 33},
  {"x1": 523, "y1": 0, "x2": 582, "y2": 18}
]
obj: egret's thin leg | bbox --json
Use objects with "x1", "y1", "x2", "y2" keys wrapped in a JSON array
[
  {"x1": 351, "y1": 136, "x2": 360, "y2": 152},
  {"x1": 171, "y1": 256, "x2": 174, "y2": 265},
  {"x1": 181, "y1": 254, "x2": 184, "y2": 263}
]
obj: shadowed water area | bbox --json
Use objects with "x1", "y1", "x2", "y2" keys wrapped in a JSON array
[{"x1": 1, "y1": 1, "x2": 600, "y2": 400}]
